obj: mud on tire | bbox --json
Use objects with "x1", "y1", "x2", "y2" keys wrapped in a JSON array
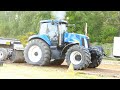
[{"x1": 65, "y1": 45, "x2": 91, "y2": 70}]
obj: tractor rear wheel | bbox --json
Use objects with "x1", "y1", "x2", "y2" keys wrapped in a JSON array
[
  {"x1": 88, "y1": 46, "x2": 104, "y2": 68},
  {"x1": 10, "y1": 50, "x2": 25, "y2": 63},
  {"x1": 24, "y1": 39, "x2": 51, "y2": 66},
  {"x1": 65, "y1": 45, "x2": 91, "y2": 70},
  {"x1": 0, "y1": 48, "x2": 9, "y2": 61},
  {"x1": 50, "y1": 59, "x2": 64, "y2": 65}
]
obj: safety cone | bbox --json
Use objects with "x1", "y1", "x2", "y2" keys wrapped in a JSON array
[{"x1": 67, "y1": 63, "x2": 75, "y2": 75}]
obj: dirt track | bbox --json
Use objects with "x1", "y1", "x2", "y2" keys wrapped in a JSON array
[
  {"x1": 1, "y1": 59, "x2": 120, "y2": 79},
  {"x1": 79, "y1": 60, "x2": 120, "y2": 78}
]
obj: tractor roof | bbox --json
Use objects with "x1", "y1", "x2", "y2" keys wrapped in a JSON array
[{"x1": 40, "y1": 19, "x2": 68, "y2": 24}]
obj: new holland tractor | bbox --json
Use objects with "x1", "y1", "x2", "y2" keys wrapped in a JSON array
[{"x1": 24, "y1": 19, "x2": 105, "y2": 70}]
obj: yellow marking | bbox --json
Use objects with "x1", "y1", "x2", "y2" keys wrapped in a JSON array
[{"x1": 6, "y1": 42, "x2": 10, "y2": 45}]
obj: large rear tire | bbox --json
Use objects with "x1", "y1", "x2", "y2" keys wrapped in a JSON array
[
  {"x1": 50, "y1": 59, "x2": 64, "y2": 65},
  {"x1": 88, "y1": 46, "x2": 104, "y2": 68},
  {"x1": 0, "y1": 48, "x2": 9, "y2": 61},
  {"x1": 65, "y1": 45, "x2": 91, "y2": 70},
  {"x1": 10, "y1": 50, "x2": 25, "y2": 63},
  {"x1": 24, "y1": 39, "x2": 51, "y2": 66}
]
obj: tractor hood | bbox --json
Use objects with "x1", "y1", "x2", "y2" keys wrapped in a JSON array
[{"x1": 64, "y1": 32, "x2": 89, "y2": 47}]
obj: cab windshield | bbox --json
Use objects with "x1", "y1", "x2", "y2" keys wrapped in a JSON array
[
  {"x1": 39, "y1": 23, "x2": 57, "y2": 35},
  {"x1": 39, "y1": 22, "x2": 67, "y2": 40},
  {"x1": 39, "y1": 22, "x2": 67, "y2": 34}
]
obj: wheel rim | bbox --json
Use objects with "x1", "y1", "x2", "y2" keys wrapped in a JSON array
[
  {"x1": 70, "y1": 51, "x2": 82, "y2": 65},
  {"x1": 0, "y1": 51, "x2": 4, "y2": 59},
  {"x1": 28, "y1": 45, "x2": 42, "y2": 62}
]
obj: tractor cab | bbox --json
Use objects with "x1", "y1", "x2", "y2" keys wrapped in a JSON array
[{"x1": 39, "y1": 20, "x2": 68, "y2": 46}]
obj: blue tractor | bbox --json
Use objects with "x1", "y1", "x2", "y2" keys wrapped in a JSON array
[{"x1": 24, "y1": 19, "x2": 105, "y2": 70}]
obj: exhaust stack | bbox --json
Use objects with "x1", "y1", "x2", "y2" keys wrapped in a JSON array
[{"x1": 84, "y1": 23, "x2": 87, "y2": 36}]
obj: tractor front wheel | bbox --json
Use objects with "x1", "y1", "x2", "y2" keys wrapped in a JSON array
[
  {"x1": 65, "y1": 45, "x2": 91, "y2": 70},
  {"x1": 24, "y1": 39, "x2": 51, "y2": 66}
]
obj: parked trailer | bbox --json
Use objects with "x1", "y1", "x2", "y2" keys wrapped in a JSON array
[{"x1": 0, "y1": 37, "x2": 25, "y2": 63}]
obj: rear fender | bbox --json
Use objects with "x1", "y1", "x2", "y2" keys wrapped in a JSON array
[
  {"x1": 28, "y1": 34, "x2": 51, "y2": 46},
  {"x1": 61, "y1": 43, "x2": 79, "y2": 55}
]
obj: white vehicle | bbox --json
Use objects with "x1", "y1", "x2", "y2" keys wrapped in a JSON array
[{"x1": 113, "y1": 37, "x2": 120, "y2": 58}]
